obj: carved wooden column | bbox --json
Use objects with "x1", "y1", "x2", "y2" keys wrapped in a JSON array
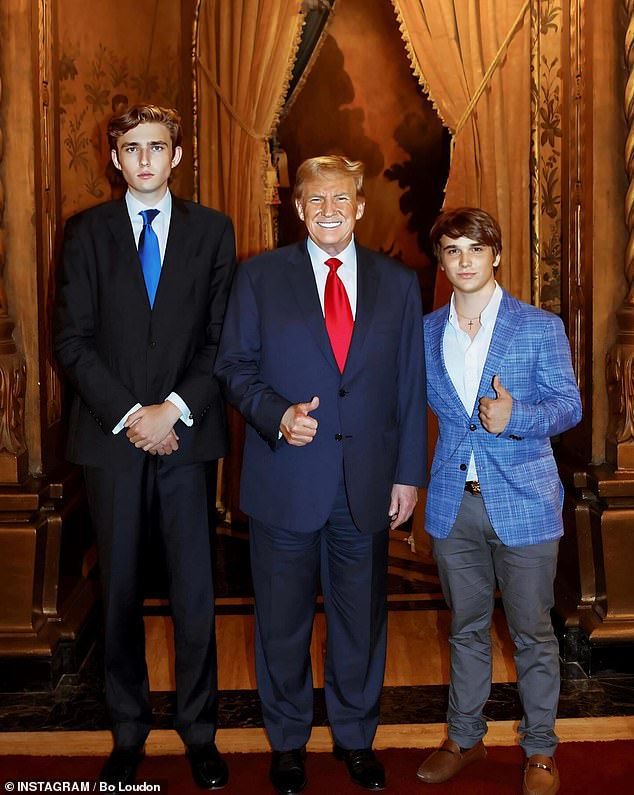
[
  {"x1": 568, "y1": 0, "x2": 634, "y2": 670},
  {"x1": 606, "y1": 0, "x2": 634, "y2": 469}
]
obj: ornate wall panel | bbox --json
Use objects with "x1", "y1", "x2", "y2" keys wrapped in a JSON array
[
  {"x1": 0, "y1": 13, "x2": 27, "y2": 483},
  {"x1": 36, "y1": 0, "x2": 63, "y2": 454},
  {"x1": 530, "y1": 0, "x2": 564, "y2": 315},
  {"x1": 606, "y1": 0, "x2": 634, "y2": 468},
  {"x1": 531, "y1": 0, "x2": 592, "y2": 460}
]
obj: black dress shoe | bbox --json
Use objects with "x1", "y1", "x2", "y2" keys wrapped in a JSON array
[
  {"x1": 270, "y1": 747, "x2": 306, "y2": 794},
  {"x1": 99, "y1": 747, "x2": 144, "y2": 787},
  {"x1": 334, "y1": 745, "x2": 386, "y2": 790},
  {"x1": 187, "y1": 743, "x2": 229, "y2": 789}
]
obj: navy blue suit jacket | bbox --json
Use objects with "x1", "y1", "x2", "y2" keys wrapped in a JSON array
[{"x1": 214, "y1": 240, "x2": 427, "y2": 534}]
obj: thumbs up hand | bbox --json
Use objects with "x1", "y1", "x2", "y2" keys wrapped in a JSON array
[
  {"x1": 280, "y1": 396, "x2": 320, "y2": 446},
  {"x1": 478, "y1": 375, "x2": 513, "y2": 434}
]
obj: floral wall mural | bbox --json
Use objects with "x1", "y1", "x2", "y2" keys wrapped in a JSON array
[
  {"x1": 56, "y1": 0, "x2": 185, "y2": 219},
  {"x1": 530, "y1": 0, "x2": 564, "y2": 313}
]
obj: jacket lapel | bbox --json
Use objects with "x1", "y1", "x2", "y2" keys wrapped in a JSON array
[
  {"x1": 426, "y1": 305, "x2": 471, "y2": 419},
  {"x1": 105, "y1": 199, "x2": 148, "y2": 305},
  {"x1": 286, "y1": 242, "x2": 340, "y2": 372},
  {"x1": 152, "y1": 196, "x2": 192, "y2": 314},
  {"x1": 342, "y1": 244, "x2": 379, "y2": 377},
  {"x1": 476, "y1": 289, "x2": 521, "y2": 403}
]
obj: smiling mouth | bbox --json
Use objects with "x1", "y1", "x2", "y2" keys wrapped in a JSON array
[{"x1": 317, "y1": 221, "x2": 342, "y2": 229}]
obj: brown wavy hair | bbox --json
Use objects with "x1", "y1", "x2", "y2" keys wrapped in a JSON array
[
  {"x1": 107, "y1": 104, "x2": 182, "y2": 152},
  {"x1": 430, "y1": 207, "x2": 502, "y2": 261}
]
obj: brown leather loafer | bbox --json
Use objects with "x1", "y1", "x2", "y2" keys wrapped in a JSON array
[
  {"x1": 417, "y1": 739, "x2": 486, "y2": 784},
  {"x1": 523, "y1": 754, "x2": 560, "y2": 795}
]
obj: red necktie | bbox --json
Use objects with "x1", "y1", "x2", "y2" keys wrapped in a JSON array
[{"x1": 324, "y1": 257, "x2": 354, "y2": 372}]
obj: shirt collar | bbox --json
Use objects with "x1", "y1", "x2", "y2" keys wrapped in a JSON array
[
  {"x1": 448, "y1": 281, "x2": 503, "y2": 331},
  {"x1": 125, "y1": 188, "x2": 172, "y2": 219},
  {"x1": 306, "y1": 235, "x2": 356, "y2": 269}
]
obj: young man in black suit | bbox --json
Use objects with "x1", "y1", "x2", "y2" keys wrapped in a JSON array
[{"x1": 54, "y1": 105, "x2": 235, "y2": 789}]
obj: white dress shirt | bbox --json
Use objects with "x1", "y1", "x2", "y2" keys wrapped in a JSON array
[
  {"x1": 306, "y1": 235, "x2": 357, "y2": 319},
  {"x1": 112, "y1": 189, "x2": 192, "y2": 434},
  {"x1": 126, "y1": 187, "x2": 172, "y2": 261},
  {"x1": 442, "y1": 282, "x2": 503, "y2": 480},
  {"x1": 275, "y1": 237, "x2": 357, "y2": 441}
]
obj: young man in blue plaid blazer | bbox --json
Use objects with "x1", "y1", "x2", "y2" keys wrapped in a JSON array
[{"x1": 417, "y1": 208, "x2": 581, "y2": 795}]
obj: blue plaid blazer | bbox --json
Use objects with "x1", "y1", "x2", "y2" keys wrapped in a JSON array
[{"x1": 424, "y1": 289, "x2": 582, "y2": 546}]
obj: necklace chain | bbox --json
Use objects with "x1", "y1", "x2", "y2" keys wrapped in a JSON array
[
  {"x1": 456, "y1": 311, "x2": 481, "y2": 329},
  {"x1": 455, "y1": 289, "x2": 495, "y2": 329}
]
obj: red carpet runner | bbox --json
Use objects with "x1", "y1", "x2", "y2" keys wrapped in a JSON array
[{"x1": 0, "y1": 742, "x2": 631, "y2": 794}]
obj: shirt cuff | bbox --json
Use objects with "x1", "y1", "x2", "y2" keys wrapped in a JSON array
[
  {"x1": 112, "y1": 403, "x2": 142, "y2": 434},
  {"x1": 166, "y1": 392, "x2": 193, "y2": 426}
]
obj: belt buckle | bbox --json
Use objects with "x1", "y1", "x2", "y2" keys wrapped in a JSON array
[{"x1": 465, "y1": 480, "x2": 481, "y2": 495}]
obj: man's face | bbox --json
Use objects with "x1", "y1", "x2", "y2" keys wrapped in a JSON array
[
  {"x1": 111, "y1": 121, "x2": 182, "y2": 205},
  {"x1": 438, "y1": 235, "x2": 499, "y2": 296},
  {"x1": 295, "y1": 174, "x2": 365, "y2": 256}
]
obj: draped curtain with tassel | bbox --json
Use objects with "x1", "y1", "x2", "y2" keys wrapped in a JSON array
[
  {"x1": 195, "y1": 0, "x2": 305, "y2": 522},
  {"x1": 195, "y1": 0, "x2": 305, "y2": 261},
  {"x1": 390, "y1": 0, "x2": 531, "y2": 306}
]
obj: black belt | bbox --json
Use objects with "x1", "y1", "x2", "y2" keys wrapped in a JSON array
[{"x1": 464, "y1": 480, "x2": 481, "y2": 495}]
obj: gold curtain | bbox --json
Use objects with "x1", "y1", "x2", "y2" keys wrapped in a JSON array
[
  {"x1": 195, "y1": 0, "x2": 305, "y2": 260},
  {"x1": 391, "y1": 0, "x2": 531, "y2": 306}
]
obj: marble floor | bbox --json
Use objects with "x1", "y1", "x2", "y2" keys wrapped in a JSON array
[{"x1": 1, "y1": 524, "x2": 634, "y2": 752}]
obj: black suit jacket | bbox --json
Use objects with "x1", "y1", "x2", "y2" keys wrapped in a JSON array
[{"x1": 54, "y1": 195, "x2": 236, "y2": 468}]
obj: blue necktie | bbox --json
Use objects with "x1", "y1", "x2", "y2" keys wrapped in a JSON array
[{"x1": 138, "y1": 209, "x2": 161, "y2": 307}]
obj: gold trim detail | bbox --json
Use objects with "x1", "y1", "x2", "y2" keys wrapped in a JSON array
[
  {"x1": 389, "y1": 0, "x2": 452, "y2": 133},
  {"x1": 283, "y1": 0, "x2": 339, "y2": 117}
]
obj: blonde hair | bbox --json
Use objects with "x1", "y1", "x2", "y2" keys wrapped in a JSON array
[{"x1": 293, "y1": 155, "x2": 365, "y2": 202}]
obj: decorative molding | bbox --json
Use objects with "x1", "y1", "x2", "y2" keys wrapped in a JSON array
[
  {"x1": 192, "y1": 0, "x2": 204, "y2": 203},
  {"x1": 625, "y1": 0, "x2": 634, "y2": 303},
  {"x1": 605, "y1": 0, "x2": 634, "y2": 467},
  {"x1": 565, "y1": 0, "x2": 588, "y2": 408},
  {"x1": 0, "y1": 64, "x2": 27, "y2": 481},
  {"x1": 37, "y1": 0, "x2": 62, "y2": 429}
]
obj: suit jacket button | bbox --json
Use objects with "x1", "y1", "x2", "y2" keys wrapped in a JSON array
[
  {"x1": 338, "y1": 388, "x2": 348, "y2": 397},
  {"x1": 460, "y1": 463, "x2": 467, "y2": 471},
  {"x1": 335, "y1": 433, "x2": 343, "y2": 441},
  {"x1": 470, "y1": 424, "x2": 477, "y2": 431},
  {"x1": 149, "y1": 341, "x2": 157, "y2": 348}
]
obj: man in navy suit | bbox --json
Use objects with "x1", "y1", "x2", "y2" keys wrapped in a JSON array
[
  {"x1": 417, "y1": 208, "x2": 581, "y2": 795},
  {"x1": 55, "y1": 105, "x2": 235, "y2": 789},
  {"x1": 215, "y1": 155, "x2": 427, "y2": 794}
]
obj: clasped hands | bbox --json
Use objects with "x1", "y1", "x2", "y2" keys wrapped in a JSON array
[
  {"x1": 125, "y1": 400, "x2": 182, "y2": 455},
  {"x1": 478, "y1": 375, "x2": 513, "y2": 434},
  {"x1": 279, "y1": 395, "x2": 417, "y2": 529}
]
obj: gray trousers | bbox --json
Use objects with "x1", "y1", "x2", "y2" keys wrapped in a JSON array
[{"x1": 431, "y1": 491, "x2": 560, "y2": 757}]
